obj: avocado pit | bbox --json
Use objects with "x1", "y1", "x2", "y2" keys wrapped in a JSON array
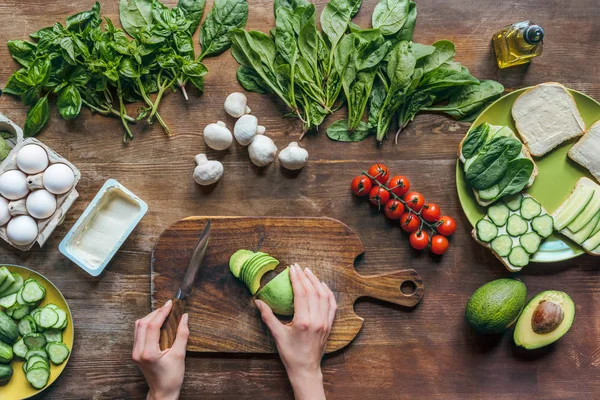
[{"x1": 531, "y1": 300, "x2": 564, "y2": 334}]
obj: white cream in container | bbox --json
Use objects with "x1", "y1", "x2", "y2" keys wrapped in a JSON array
[{"x1": 59, "y1": 179, "x2": 147, "y2": 276}]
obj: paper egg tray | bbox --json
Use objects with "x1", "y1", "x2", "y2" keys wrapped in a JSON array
[{"x1": 0, "y1": 113, "x2": 80, "y2": 251}]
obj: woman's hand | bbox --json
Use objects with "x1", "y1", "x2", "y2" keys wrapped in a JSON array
[
  {"x1": 132, "y1": 300, "x2": 190, "y2": 400},
  {"x1": 255, "y1": 264, "x2": 337, "y2": 400}
]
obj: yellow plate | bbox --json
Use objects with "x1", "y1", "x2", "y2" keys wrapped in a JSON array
[{"x1": 0, "y1": 265, "x2": 74, "y2": 400}]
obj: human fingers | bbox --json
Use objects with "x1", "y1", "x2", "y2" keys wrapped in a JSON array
[
  {"x1": 132, "y1": 319, "x2": 145, "y2": 362},
  {"x1": 168, "y1": 313, "x2": 190, "y2": 358},
  {"x1": 144, "y1": 299, "x2": 173, "y2": 349},
  {"x1": 290, "y1": 264, "x2": 309, "y2": 325},
  {"x1": 298, "y1": 268, "x2": 321, "y2": 326},
  {"x1": 323, "y1": 283, "x2": 337, "y2": 330},
  {"x1": 256, "y1": 300, "x2": 285, "y2": 339},
  {"x1": 304, "y1": 268, "x2": 329, "y2": 325}
]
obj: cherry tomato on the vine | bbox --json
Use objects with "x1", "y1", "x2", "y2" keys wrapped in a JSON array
[
  {"x1": 437, "y1": 216, "x2": 457, "y2": 236},
  {"x1": 409, "y1": 231, "x2": 430, "y2": 251},
  {"x1": 421, "y1": 203, "x2": 441, "y2": 223},
  {"x1": 404, "y1": 192, "x2": 425, "y2": 212},
  {"x1": 430, "y1": 235, "x2": 449, "y2": 255},
  {"x1": 351, "y1": 175, "x2": 372, "y2": 197},
  {"x1": 388, "y1": 176, "x2": 410, "y2": 197},
  {"x1": 367, "y1": 163, "x2": 390, "y2": 185},
  {"x1": 400, "y1": 212, "x2": 420, "y2": 233},
  {"x1": 384, "y1": 199, "x2": 405, "y2": 220},
  {"x1": 369, "y1": 186, "x2": 390, "y2": 208}
]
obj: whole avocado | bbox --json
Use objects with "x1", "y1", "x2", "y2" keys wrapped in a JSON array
[{"x1": 466, "y1": 278, "x2": 527, "y2": 334}]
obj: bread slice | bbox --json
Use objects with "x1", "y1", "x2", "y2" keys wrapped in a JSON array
[
  {"x1": 552, "y1": 177, "x2": 600, "y2": 256},
  {"x1": 512, "y1": 83, "x2": 586, "y2": 157},
  {"x1": 568, "y1": 120, "x2": 600, "y2": 184}
]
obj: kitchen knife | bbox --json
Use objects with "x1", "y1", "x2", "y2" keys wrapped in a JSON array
[{"x1": 159, "y1": 220, "x2": 211, "y2": 350}]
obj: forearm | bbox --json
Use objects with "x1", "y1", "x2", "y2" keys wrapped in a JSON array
[{"x1": 289, "y1": 369, "x2": 326, "y2": 400}]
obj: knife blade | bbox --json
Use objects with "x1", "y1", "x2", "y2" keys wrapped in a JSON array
[{"x1": 159, "y1": 220, "x2": 211, "y2": 350}]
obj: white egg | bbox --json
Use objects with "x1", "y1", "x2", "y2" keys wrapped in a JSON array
[
  {"x1": 0, "y1": 170, "x2": 30, "y2": 200},
  {"x1": 0, "y1": 197, "x2": 10, "y2": 226},
  {"x1": 26, "y1": 190, "x2": 57, "y2": 219},
  {"x1": 16, "y1": 144, "x2": 49, "y2": 174},
  {"x1": 43, "y1": 163, "x2": 75, "y2": 195},
  {"x1": 7, "y1": 215, "x2": 38, "y2": 246}
]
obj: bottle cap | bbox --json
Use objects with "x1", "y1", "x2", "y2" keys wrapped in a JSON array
[{"x1": 524, "y1": 25, "x2": 544, "y2": 44}]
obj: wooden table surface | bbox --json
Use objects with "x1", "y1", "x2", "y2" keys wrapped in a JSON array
[{"x1": 0, "y1": 0, "x2": 599, "y2": 399}]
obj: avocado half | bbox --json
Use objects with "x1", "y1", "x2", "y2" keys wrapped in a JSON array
[
  {"x1": 257, "y1": 267, "x2": 294, "y2": 316},
  {"x1": 514, "y1": 290, "x2": 575, "y2": 349}
]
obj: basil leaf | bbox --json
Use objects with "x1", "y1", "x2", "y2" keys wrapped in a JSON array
[
  {"x1": 24, "y1": 96, "x2": 50, "y2": 137},
  {"x1": 57, "y1": 84, "x2": 82, "y2": 120},
  {"x1": 327, "y1": 120, "x2": 371, "y2": 142},
  {"x1": 0, "y1": 138, "x2": 11, "y2": 161},
  {"x1": 462, "y1": 123, "x2": 490, "y2": 159},
  {"x1": 3, "y1": 71, "x2": 34, "y2": 96},
  {"x1": 178, "y1": 0, "x2": 206, "y2": 34},
  {"x1": 466, "y1": 137, "x2": 523, "y2": 190},
  {"x1": 494, "y1": 158, "x2": 535, "y2": 199},
  {"x1": 66, "y1": 2, "x2": 101, "y2": 31},
  {"x1": 7, "y1": 40, "x2": 37, "y2": 68},
  {"x1": 182, "y1": 61, "x2": 208, "y2": 77},
  {"x1": 60, "y1": 37, "x2": 77, "y2": 65},
  {"x1": 174, "y1": 32, "x2": 194, "y2": 54},
  {"x1": 200, "y1": 0, "x2": 249, "y2": 58},
  {"x1": 372, "y1": 0, "x2": 410, "y2": 36},
  {"x1": 119, "y1": 0, "x2": 153, "y2": 39}
]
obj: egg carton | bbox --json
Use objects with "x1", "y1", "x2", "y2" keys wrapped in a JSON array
[{"x1": 0, "y1": 112, "x2": 80, "y2": 251}]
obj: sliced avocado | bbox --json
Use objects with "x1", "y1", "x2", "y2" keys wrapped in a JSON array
[
  {"x1": 257, "y1": 267, "x2": 294, "y2": 315},
  {"x1": 247, "y1": 258, "x2": 279, "y2": 295},
  {"x1": 514, "y1": 290, "x2": 575, "y2": 350},
  {"x1": 242, "y1": 254, "x2": 271, "y2": 286},
  {"x1": 465, "y1": 278, "x2": 527, "y2": 334},
  {"x1": 568, "y1": 189, "x2": 600, "y2": 232},
  {"x1": 229, "y1": 250, "x2": 254, "y2": 278},
  {"x1": 240, "y1": 253, "x2": 267, "y2": 284},
  {"x1": 554, "y1": 185, "x2": 594, "y2": 230}
]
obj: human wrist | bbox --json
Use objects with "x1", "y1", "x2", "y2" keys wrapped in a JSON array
[
  {"x1": 147, "y1": 386, "x2": 181, "y2": 400},
  {"x1": 288, "y1": 367, "x2": 325, "y2": 400}
]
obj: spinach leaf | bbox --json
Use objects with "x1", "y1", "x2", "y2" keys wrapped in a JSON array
[
  {"x1": 465, "y1": 137, "x2": 523, "y2": 190},
  {"x1": 461, "y1": 123, "x2": 490, "y2": 159},
  {"x1": 395, "y1": 0, "x2": 416, "y2": 41},
  {"x1": 327, "y1": 120, "x2": 371, "y2": 142},
  {"x1": 372, "y1": 0, "x2": 409, "y2": 36},
  {"x1": 367, "y1": 77, "x2": 386, "y2": 130},
  {"x1": 119, "y1": 0, "x2": 153, "y2": 39},
  {"x1": 200, "y1": 0, "x2": 249, "y2": 58},
  {"x1": 494, "y1": 158, "x2": 534, "y2": 199},
  {"x1": 419, "y1": 40, "x2": 455, "y2": 74},
  {"x1": 274, "y1": 0, "x2": 309, "y2": 16},
  {"x1": 57, "y1": 84, "x2": 82, "y2": 120},
  {"x1": 178, "y1": 0, "x2": 206, "y2": 34},
  {"x1": 320, "y1": 0, "x2": 361, "y2": 50},
  {"x1": 24, "y1": 96, "x2": 50, "y2": 137},
  {"x1": 7, "y1": 40, "x2": 37, "y2": 68},
  {"x1": 236, "y1": 66, "x2": 271, "y2": 94}
]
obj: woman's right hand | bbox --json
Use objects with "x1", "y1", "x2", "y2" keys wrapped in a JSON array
[{"x1": 255, "y1": 264, "x2": 337, "y2": 400}]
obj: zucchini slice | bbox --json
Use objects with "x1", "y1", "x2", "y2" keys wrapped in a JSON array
[
  {"x1": 508, "y1": 246, "x2": 530, "y2": 268},
  {"x1": 487, "y1": 203, "x2": 510, "y2": 226},
  {"x1": 520, "y1": 232, "x2": 542, "y2": 254},
  {"x1": 23, "y1": 333, "x2": 47, "y2": 350},
  {"x1": 46, "y1": 342, "x2": 70, "y2": 365},
  {"x1": 531, "y1": 214, "x2": 554, "y2": 238},
  {"x1": 520, "y1": 197, "x2": 542, "y2": 220},
  {"x1": 476, "y1": 219, "x2": 498, "y2": 243},
  {"x1": 507, "y1": 214, "x2": 528, "y2": 237},
  {"x1": 503, "y1": 193, "x2": 524, "y2": 211},
  {"x1": 26, "y1": 367, "x2": 50, "y2": 389},
  {"x1": 479, "y1": 185, "x2": 500, "y2": 201},
  {"x1": 490, "y1": 235, "x2": 513, "y2": 257}
]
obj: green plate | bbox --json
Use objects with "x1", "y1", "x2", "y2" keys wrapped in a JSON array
[{"x1": 456, "y1": 87, "x2": 600, "y2": 262}]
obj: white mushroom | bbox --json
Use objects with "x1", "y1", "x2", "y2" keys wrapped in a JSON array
[
  {"x1": 203, "y1": 121, "x2": 233, "y2": 151},
  {"x1": 278, "y1": 142, "x2": 309, "y2": 170},
  {"x1": 224, "y1": 92, "x2": 251, "y2": 118},
  {"x1": 248, "y1": 135, "x2": 278, "y2": 167},
  {"x1": 193, "y1": 154, "x2": 224, "y2": 186},
  {"x1": 234, "y1": 115, "x2": 265, "y2": 146}
]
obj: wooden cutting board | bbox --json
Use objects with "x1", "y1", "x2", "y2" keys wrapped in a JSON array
[{"x1": 151, "y1": 217, "x2": 424, "y2": 353}]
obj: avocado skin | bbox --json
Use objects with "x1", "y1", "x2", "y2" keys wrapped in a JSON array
[
  {"x1": 257, "y1": 267, "x2": 294, "y2": 315},
  {"x1": 513, "y1": 290, "x2": 575, "y2": 349},
  {"x1": 465, "y1": 278, "x2": 527, "y2": 334}
]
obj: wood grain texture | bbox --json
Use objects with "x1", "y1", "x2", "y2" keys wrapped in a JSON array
[
  {"x1": 151, "y1": 217, "x2": 424, "y2": 353},
  {"x1": 159, "y1": 298, "x2": 186, "y2": 351},
  {"x1": 0, "y1": 0, "x2": 599, "y2": 398}
]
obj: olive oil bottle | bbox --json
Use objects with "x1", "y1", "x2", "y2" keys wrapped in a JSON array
[{"x1": 492, "y1": 21, "x2": 544, "y2": 68}]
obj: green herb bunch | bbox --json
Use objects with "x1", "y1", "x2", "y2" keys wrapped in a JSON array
[{"x1": 2, "y1": 0, "x2": 248, "y2": 142}]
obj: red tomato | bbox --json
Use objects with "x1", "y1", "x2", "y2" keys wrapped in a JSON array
[
  {"x1": 388, "y1": 176, "x2": 410, "y2": 197},
  {"x1": 409, "y1": 231, "x2": 430, "y2": 251},
  {"x1": 437, "y1": 216, "x2": 457, "y2": 236},
  {"x1": 369, "y1": 186, "x2": 390, "y2": 208},
  {"x1": 400, "y1": 213, "x2": 420, "y2": 233},
  {"x1": 384, "y1": 199, "x2": 405, "y2": 220},
  {"x1": 404, "y1": 192, "x2": 425, "y2": 212},
  {"x1": 421, "y1": 203, "x2": 441, "y2": 223},
  {"x1": 351, "y1": 175, "x2": 372, "y2": 197},
  {"x1": 430, "y1": 235, "x2": 449, "y2": 255},
  {"x1": 367, "y1": 163, "x2": 390, "y2": 185}
]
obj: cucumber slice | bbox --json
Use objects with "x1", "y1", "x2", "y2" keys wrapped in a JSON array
[
  {"x1": 571, "y1": 210, "x2": 600, "y2": 244},
  {"x1": 568, "y1": 189, "x2": 600, "y2": 232},
  {"x1": 21, "y1": 281, "x2": 45, "y2": 304},
  {"x1": 52, "y1": 309, "x2": 67, "y2": 330},
  {"x1": 25, "y1": 355, "x2": 47, "y2": 371},
  {"x1": 520, "y1": 197, "x2": 542, "y2": 220},
  {"x1": 583, "y1": 229, "x2": 600, "y2": 252},
  {"x1": 0, "y1": 271, "x2": 16, "y2": 296},
  {"x1": 520, "y1": 232, "x2": 542, "y2": 254},
  {"x1": 16, "y1": 287, "x2": 30, "y2": 306},
  {"x1": 25, "y1": 349, "x2": 48, "y2": 361},
  {"x1": 0, "y1": 268, "x2": 7, "y2": 289},
  {"x1": 531, "y1": 214, "x2": 554, "y2": 238},
  {"x1": 23, "y1": 333, "x2": 46, "y2": 350},
  {"x1": 490, "y1": 234, "x2": 513, "y2": 257},
  {"x1": 476, "y1": 219, "x2": 498, "y2": 243},
  {"x1": 38, "y1": 308, "x2": 58, "y2": 329},
  {"x1": 46, "y1": 342, "x2": 70, "y2": 365},
  {"x1": 44, "y1": 304, "x2": 59, "y2": 311},
  {"x1": 507, "y1": 214, "x2": 528, "y2": 237},
  {"x1": 508, "y1": 246, "x2": 530, "y2": 268},
  {"x1": 0, "y1": 294, "x2": 17, "y2": 309},
  {"x1": 12, "y1": 305, "x2": 30, "y2": 320},
  {"x1": 43, "y1": 329, "x2": 63, "y2": 343},
  {"x1": 12, "y1": 338, "x2": 28, "y2": 359},
  {"x1": 18, "y1": 316, "x2": 37, "y2": 336},
  {"x1": 479, "y1": 185, "x2": 500, "y2": 201},
  {"x1": 554, "y1": 185, "x2": 594, "y2": 230},
  {"x1": 487, "y1": 203, "x2": 510, "y2": 227},
  {"x1": 503, "y1": 193, "x2": 524, "y2": 211},
  {"x1": 26, "y1": 367, "x2": 50, "y2": 389},
  {"x1": 591, "y1": 214, "x2": 600, "y2": 238},
  {"x1": 0, "y1": 274, "x2": 24, "y2": 298},
  {"x1": 28, "y1": 360, "x2": 49, "y2": 372}
]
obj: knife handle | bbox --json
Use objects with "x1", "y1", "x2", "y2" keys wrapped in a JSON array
[{"x1": 159, "y1": 298, "x2": 186, "y2": 351}]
